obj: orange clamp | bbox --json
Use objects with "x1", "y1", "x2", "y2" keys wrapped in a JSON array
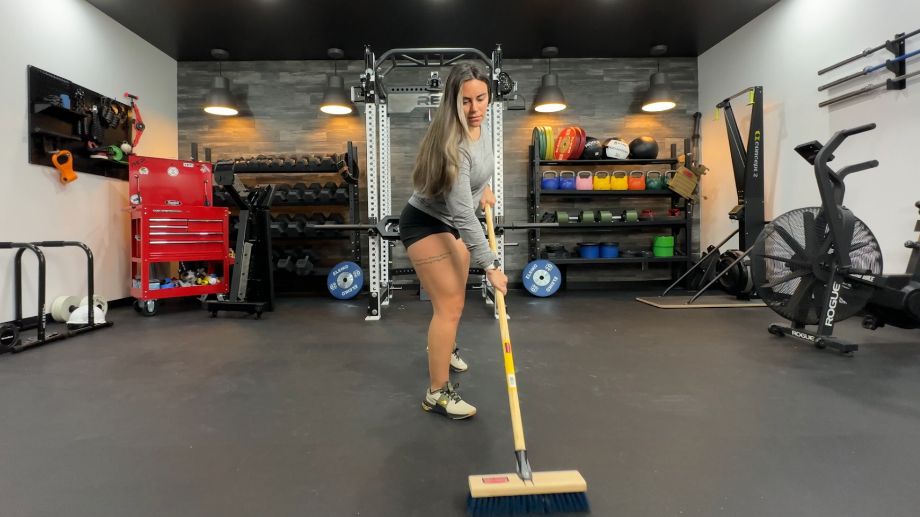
[{"x1": 51, "y1": 150, "x2": 77, "y2": 184}]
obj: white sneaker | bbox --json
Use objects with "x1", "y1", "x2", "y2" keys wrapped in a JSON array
[
  {"x1": 425, "y1": 345, "x2": 470, "y2": 373},
  {"x1": 450, "y1": 347, "x2": 468, "y2": 373},
  {"x1": 422, "y1": 382, "x2": 477, "y2": 419}
]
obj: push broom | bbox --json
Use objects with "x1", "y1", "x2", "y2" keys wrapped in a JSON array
[{"x1": 467, "y1": 206, "x2": 588, "y2": 516}]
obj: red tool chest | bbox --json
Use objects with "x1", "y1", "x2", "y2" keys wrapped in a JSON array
[{"x1": 128, "y1": 156, "x2": 231, "y2": 313}]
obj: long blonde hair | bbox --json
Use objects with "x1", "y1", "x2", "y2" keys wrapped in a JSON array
[{"x1": 412, "y1": 64, "x2": 491, "y2": 197}]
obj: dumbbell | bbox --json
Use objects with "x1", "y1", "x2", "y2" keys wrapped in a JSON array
[
  {"x1": 334, "y1": 186, "x2": 348, "y2": 203},
  {"x1": 283, "y1": 156, "x2": 297, "y2": 169},
  {"x1": 286, "y1": 183, "x2": 306, "y2": 204},
  {"x1": 320, "y1": 213, "x2": 345, "y2": 236},
  {"x1": 276, "y1": 248, "x2": 297, "y2": 272},
  {"x1": 272, "y1": 184, "x2": 291, "y2": 205},
  {"x1": 287, "y1": 214, "x2": 308, "y2": 238},
  {"x1": 318, "y1": 182, "x2": 338, "y2": 203},
  {"x1": 307, "y1": 155, "x2": 322, "y2": 170},
  {"x1": 270, "y1": 214, "x2": 291, "y2": 237},
  {"x1": 271, "y1": 157, "x2": 285, "y2": 169},
  {"x1": 302, "y1": 183, "x2": 321, "y2": 204},
  {"x1": 271, "y1": 249, "x2": 282, "y2": 270},
  {"x1": 256, "y1": 155, "x2": 272, "y2": 169},
  {"x1": 320, "y1": 154, "x2": 337, "y2": 169},
  {"x1": 295, "y1": 251, "x2": 314, "y2": 276},
  {"x1": 309, "y1": 213, "x2": 328, "y2": 237}
]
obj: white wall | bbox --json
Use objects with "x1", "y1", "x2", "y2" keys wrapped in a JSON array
[
  {"x1": 0, "y1": 0, "x2": 177, "y2": 322},
  {"x1": 698, "y1": 0, "x2": 920, "y2": 273}
]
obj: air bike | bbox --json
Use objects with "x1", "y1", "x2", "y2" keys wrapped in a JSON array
[{"x1": 751, "y1": 123, "x2": 920, "y2": 355}]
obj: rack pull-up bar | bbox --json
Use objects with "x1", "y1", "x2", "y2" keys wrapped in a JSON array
[
  {"x1": 375, "y1": 47, "x2": 493, "y2": 69},
  {"x1": 818, "y1": 27, "x2": 920, "y2": 76}
]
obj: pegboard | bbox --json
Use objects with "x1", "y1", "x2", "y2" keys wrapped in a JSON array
[{"x1": 27, "y1": 66, "x2": 135, "y2": 181}]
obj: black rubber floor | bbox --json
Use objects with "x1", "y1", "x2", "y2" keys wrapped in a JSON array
[{"x1": 1, "y1": 291, "x2": 919, "y2": 517}]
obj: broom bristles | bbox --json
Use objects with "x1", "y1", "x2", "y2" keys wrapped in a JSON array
[{"x1": 466, "y1": 491, "x2": 589, "y2": 516}]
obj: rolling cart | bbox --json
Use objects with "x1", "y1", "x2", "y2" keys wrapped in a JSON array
[{"x1": 128, "y1": 156, "x2": 231, "y2": 316}]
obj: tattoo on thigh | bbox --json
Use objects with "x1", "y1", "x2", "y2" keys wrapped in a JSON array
[{"x1": 415, "y1": 251, "x2": 452, "y2": 266}]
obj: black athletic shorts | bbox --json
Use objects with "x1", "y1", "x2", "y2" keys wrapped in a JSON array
[{"x1": 399, "y1": 204, "x2": 460, "y2": 249}]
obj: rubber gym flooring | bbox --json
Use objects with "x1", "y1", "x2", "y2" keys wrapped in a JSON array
[{"x1": 2, "y1": 290, "x2": 919, "y2": 517}]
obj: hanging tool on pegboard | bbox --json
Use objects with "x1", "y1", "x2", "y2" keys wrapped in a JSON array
[{"x1": 123, "y1": 92, "x2": 145, "y2": 152}]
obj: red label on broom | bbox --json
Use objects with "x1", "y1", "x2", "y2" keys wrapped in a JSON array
[
  {"x1": 482, "y1": 476, "x2": 510, "y2": 484},
  {"x1": 504, "y1": 341, "x2": 512, "y2": 353}
]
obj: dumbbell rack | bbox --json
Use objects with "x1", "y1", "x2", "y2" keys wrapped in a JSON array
[
  {"x1": 214, "y1": 143, "x2": 361, "y2": 294},
  {"x1": 527, "y1": 142, "x2": 693, "y2": 289}
]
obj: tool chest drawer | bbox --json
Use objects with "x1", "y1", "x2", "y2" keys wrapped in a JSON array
[{"x1": 132, "y1": 206, "x2": 230, "y2": 261}]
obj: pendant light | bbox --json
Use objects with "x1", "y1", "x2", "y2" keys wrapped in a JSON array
[
  {"x1": 203, "y1": 49, "x2": 239, "y2": 116},
  {"x1": 641, "y1": 44, "x2": 676, "y2": 113},
  {"x1": 320, "y1": 48, "x2": 355, "y2": 115},
  {"x1": 533, "y1": 46, "x2": 566, "y2": 113}
]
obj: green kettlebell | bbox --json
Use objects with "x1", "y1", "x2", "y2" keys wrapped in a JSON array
[
  {"x1": 646, "y1": 171, "x2": 664, "y2": 190},
  {"x1": 663, "y1": 169, "x2": 676, "y2": 188}
]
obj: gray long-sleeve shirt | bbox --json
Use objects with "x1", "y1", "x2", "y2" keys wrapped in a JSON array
[{"x1": 407, "y1": 133, "x2": 499, "y2": 269}]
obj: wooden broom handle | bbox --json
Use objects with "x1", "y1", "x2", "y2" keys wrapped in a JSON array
[{"x1": 483, "y1": 206, "x2": 527, "y2": 451}]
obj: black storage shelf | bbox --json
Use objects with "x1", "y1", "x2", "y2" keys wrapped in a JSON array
[
  {"x1": 551, "y1": 256, "x2": 690, "y2": 265},
  {"x1": 539, "y1": 190, "x2": 676, "y2": 197},
  {"x1": 32, "y1": 103, "x2": 87, "y2": 123},
  {"x1": 32, "y1": 128, "x2": 82, "y2": 141},
  {"x1": 527, "y1": 140, "x2": 694, "y2": 289},
  {"x1": 538, "y1": 158, "x2": 679, "y2": 166}
]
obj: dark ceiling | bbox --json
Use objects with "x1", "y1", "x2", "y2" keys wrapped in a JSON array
[{"x1": 87, "y1": 0, "x2": 779, "y2": 61}]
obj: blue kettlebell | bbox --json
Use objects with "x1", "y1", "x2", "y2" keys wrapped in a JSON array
[
  {"x1": 541, "y1": 171, "x2": 559, "y2": 190},
  {"x1": 559, "y1": 170, "x2": 577, "y2": 190}
]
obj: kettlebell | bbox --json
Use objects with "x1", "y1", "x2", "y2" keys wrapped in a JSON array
[
  {"x1": 576, "y1": 171, "x2": 593, "y2": 190},
  {"x1": 611, "y1": 171, "x2": 629, "y2": 190},
  {"x1": 541, "y1": 171, "x2": 559, "y2": 190},
  {"x1": 646, "y1": 171, "x2": 664, "y2": 190},
  {"x1": 559, "y1": 170, "x2": 577, "y2": 190},
  {"x1": 628, "y1": 170, "x2": 646, "y2": 190},
  {"x1": 593, "y1": 171, "x2": 611, "y2": 190},
  {"x1": 663, "y1": 169, "x2": 676, "y2": 188}
]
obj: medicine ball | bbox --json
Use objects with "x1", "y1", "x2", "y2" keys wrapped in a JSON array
[
  {"x1": 629, "y1": 136, "x2": 659, "y2": 159},
  {"x1": 582, "y1": 137, "x2": 603, "y2": 160},
  {"x1": 603, "y1": 138, "x2": 629, "y2": 159}
]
